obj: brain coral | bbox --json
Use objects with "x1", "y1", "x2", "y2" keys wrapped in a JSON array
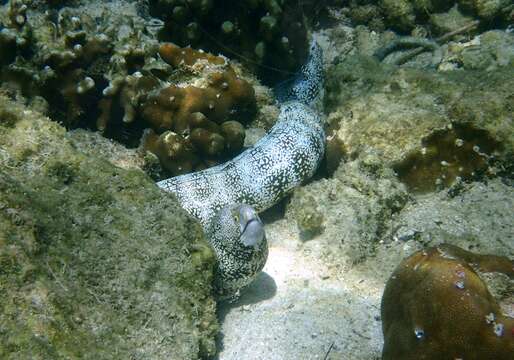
[{"x1": 381, "y1": 244, "x2": 514, "y2": 360}]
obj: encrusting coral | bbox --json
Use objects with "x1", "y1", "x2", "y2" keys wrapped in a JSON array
[
  {"x1": 393, "y1": 122, "x2": 502, "y2": 193},
  {"x1": 381, "y1": 244, "x2": 514, "y2": 360}
]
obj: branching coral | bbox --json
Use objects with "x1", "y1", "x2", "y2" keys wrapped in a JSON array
[
  {"x1": 0, "y1": 1, "x2": 161, "y2": 127},
  {"x1": 381, "y1": 244, "x2": 514, "y2": 360},
  {"x1": 0, "y1": 1, "x2": 31, "y2": 66}
]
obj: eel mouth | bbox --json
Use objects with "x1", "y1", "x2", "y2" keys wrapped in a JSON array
[{"x1": 239, "y1": 214, "x2": 265, "y2": 248}]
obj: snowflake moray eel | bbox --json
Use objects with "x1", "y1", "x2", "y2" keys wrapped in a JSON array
[{"x1": 158, "y1": 41, "x2": 325, "y2": 297}]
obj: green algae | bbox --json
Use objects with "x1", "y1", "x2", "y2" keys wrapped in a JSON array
[{"x1": 0, "y1": 95, "x2": 218, "y2": 359}]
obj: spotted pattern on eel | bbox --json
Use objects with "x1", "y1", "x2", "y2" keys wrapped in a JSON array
[{"x1": 158, "y1": 41, "x2": 325, "y2": 296}]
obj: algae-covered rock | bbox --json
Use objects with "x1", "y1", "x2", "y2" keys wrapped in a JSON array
[
  {"x1": 457, "y1": 0, "x2": 512, "y2": 21},
  {"x1": 390, "y1": 179, "x2": 514, "y2": 256},
  {"x1": 379, "y1": 0, "x2": 416, "y2": 32},
  {"x1": 0, "y1": 95, "x2": 218, "y2": 359},
  {"x1": 342, "y1": 0, "x2": 511, "y2": 34},
  {"x1": 429, "y1": 5, "x2": 475, "y2": 36},
  {"x1": 287, "y1": 154, "x2": 409, "y2": 265},
  {"x1": 324, "y1": 44, "x2": 513, "y2": 193},
  {"x1": 456, "y1": 30, "x2": 514, "y2": 70}
]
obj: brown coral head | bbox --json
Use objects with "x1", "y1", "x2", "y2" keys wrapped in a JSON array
[
  {"x1": 393, "y1": 123, "x2": 502, "y2": 193},
  {"x1": 221, "y1": 121, "x2": 245, "y2": 154},
  {"x1": 142, "y1": 129, "x2": 198, "y2": 175},
  {"x1": 207, "y1": 69, "x2": 256, "y2": 123},
  {"x1": 141, "y1": 70, "x2": 254, "y2": 134},
  {"x1": 381, "y1": 245, "x2": 514, "y2": 360},
  {"x1": 190, "y1": 128, "x2": 225, "y2": 157},
  {"x1": 159, "y1": 43, "x2": 226, "y2": 67}
]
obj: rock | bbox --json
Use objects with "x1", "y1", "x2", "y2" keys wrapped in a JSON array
[
  {"x1": 457, "y1": 0, "x2": 512, "y2": 21},
  {"x1": 430, "y1": 5, "x2": 475, "y2": 36},
  {"x1": 0, "y1": 95, "x2": 218, "y2": 359},
  {"x1": 391, "y1": 179, "x2": 514, "y2": 256},
  {"x1": 459, "y1": 30, "x2": 514, "y2": 70},
  {"x1": 287, "y1": 154, "x2": 409, "y2": 265},
  {"x1": 324, "y1": 48, "x2": 513, "y2": 193},
  {"x1": 380, "y1": 0, "x2": 416, "y2": 32}
]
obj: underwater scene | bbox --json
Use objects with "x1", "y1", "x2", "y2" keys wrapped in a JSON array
[{"x1": 0, "y1": 0, "x2": 513, "y2": 359}]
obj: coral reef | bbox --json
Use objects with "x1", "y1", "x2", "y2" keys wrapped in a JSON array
[
  {"x1": 381, "y1": 244, "x2": 514, "y2": 360},
  {"x1": 148, "y1": 0, "x2": 310, "y2": 82},
  {"x1": 139, "y1": 42, "x2": 256, "y2": 175},
  {"x1": 339, "y1": 1, "x2": 512, "y2": 33},
  {"x1": 0, "y1": 94, "x2": 218, "y2": 358},
  {"x1": 322, "y1": 30, "x2": 513, "y2": 192},
  {"x1": 0, "y1": 0, "x2": 161, "y2": 127},
  {"x1": 0, "y1": 1, "x2": 262, "y2": 178}
]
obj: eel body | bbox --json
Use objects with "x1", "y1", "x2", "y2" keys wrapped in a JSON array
[
  {"x1": 158, "y1": 41, "x2": 325, "y2": 223},
  {"x1": 157, "y1": 41, "x2": 324, "y2": 295},
  {"x1": 157, "y1": 101, "x2": 325, "y2": 226}
]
